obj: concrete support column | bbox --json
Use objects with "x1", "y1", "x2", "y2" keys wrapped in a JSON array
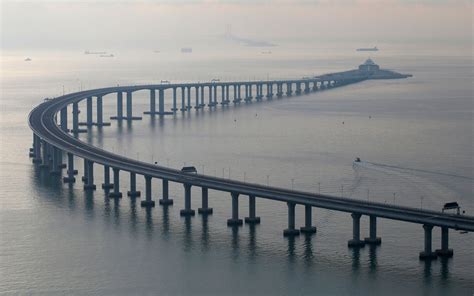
[
  {"x1": 109, "y1": 168, "x2": 122, "y2": 198},
  {"x1": 226, "y1": 85, "x2": 230, "y2": 103},
  {"x1": 39, "y1": 141, "x2": 49, "y2": 168},
  {"x1": 96, "y1": 96, "x2": 103, "y2": 125},
  {"x1": 71, "y1": 102, "x2": 86, "y2": 133},
  {"x1": 419, "y1": 224, "x2": 437, "y2": 259},
  {"x1": 141, "y1": 175, "x2": 155, "y2": 207},
  {"x1": 126, "y1": 91, "x2": 132, "y2": 119},
  {"x1": 348, "y1": 213, "x2": 365, "y2": 247},
  {"x1": 221, "y1": 85, "x2": 226, "y2": 104},
  {"x1": 283, "y1": 202, "x2": 300, "y2": 236},
  {"x1": 364, "y1": 215, "x2": 382, "y2": 245},
  {"x1": 147, "y1": 89, "x2": 156, "y2": 114},
  {"x1": 312, "y1": 81, "x2": 318, "y2": 91},
  {"x1": 159, "y1": 179, "x2": 173, "y2": 205},
  {"x1": 86, "y1": 97, "x2": 93, "y2": 126},
  {"x1": 81, "y1": 157, "x2": 88, "y2": 182},
  {"x1": 110, "y1": 92, "x2": 123, "y2": 120},
  {"x1": 244, "y1": 195, "x2": 260, "y2": 224},
  {"x1": 63, "y1": 153, "x2": 76, "y2": 183},
  {"x1": 213, "y1": 85, "x2": 217, "y2": 105},
  {"x1": 194, "y1": 87, "x2": 201, "y2": 109},
  {"x1": 435, "y1": 227, "x2": 453, "y2": 257},
  {"x1": 158, "y1": 88, "x2": 165, "y2": 114},
  {"x1": 233, "y1": 85, "x2": 238, "y2": 103},
  {"x1": 186, "y1": 87, "x2": 192, "y2": 110},
  {"x1": 32, "y1": 134, "x2": 42, "y2": 163},
  {"x1": 101, "y1": 165, "x2": 113, "y2": 189},
  {"x1": 127, "y1": 172, "x2": 141, "y2": 197},
  {"x1": 207, "y1": 86, "x2": 213, "y2": 106},
  {"x1": 180, "y1": 87, "x2": 186, "y2": 111},
  {"x1": 124, "y1": 91, "x2": 142, "y2": 119},
  {"x1": 198, "y1": 187, "x2": 213, "y2": 214},
  {"x1": 84, "y1": 160, "x2": 96, "y2": 190},
  {"x1": 287, "y1": 83, "x2": 292, "y2": 96},
  {"x1": 180, "y1": 183, "x2": 195, "y2": 216},
  {"x1": 300, "y1": 205, "x2": 317, "y2": 234},
  {"x1": 172, "y1": 88, "x2": 177, "y2": 112},
  {"x1": 227, "y1": 192, "x2": 243, "y2": 226},
  {"x1": 49, "y1": 147, "x2": 60, "y2": 175},
  {"x1": 249, "y1": 84, "x2": 253, "y2": 99},
  {"x1": 60, "y1": 106, "x2": 68, "y2": 131}
]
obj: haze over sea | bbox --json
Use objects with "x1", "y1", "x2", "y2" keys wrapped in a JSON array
[{"x1": 1, "y1": 42, "x2": 473, "y2": 295}]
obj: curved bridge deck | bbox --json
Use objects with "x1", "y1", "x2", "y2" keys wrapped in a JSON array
[{"x1": 28, "y1": 75, "x2": 474, "y2": 261}]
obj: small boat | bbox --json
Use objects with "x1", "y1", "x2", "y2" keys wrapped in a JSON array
[
  {"x1": 99, "y1": 54, "x2": 114, "y2": 58},
  {"x1": 354, "y1": 157, "x2": 361, "y2": 163},
  {"x1": 24, "y1": 58, "x2": 32, "y2": 61}
]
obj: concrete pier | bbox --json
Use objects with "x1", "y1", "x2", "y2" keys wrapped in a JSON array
[
  {"x1": 198, "y1": 187, "x2": 213, "y2": 214},
  {"x1": 143, "y1": 89, "x2": 156, "y2": 114},
  {"x1": 300, "y1": 205, "x2": 317, "y2": 234},
  {"x1": 86, "y1": 97, "x2": 93, "y2": 126},
  {"x1": 195, "y1": 87, "x2": 202, "y2": 109},
  {"x1": 71, "y1": 102, "x2": 86, "y2": 133},
  {"x1": 109, "y1": 168, "x2": 122, "y2": 198},
  {"x1": 159, "y1": 179, "x2": 173, "y2": 205},
  {"x1": 81, "y1": 158, "x2": 88, "y2": 182},
  {"x1": 364, "y1": 215, "x2": 382, "y2": 245},
  {"x1": 125, "y1": 91, "x2": 142, "y2": 120},
  {"x1": 244, "y1": 195, "x2": 260, "y2": 224},
  {"x1": 63, "y1": 152, "x2": 76, "y2": 183},
  {"x1": 110, "y1": 92, "x2": 124, "y2": 120},
  {"x1": 348, "y1": 213, "x2": 365, "y2": 247},
  {"x1": 180, "y1": 87, "x2": 186, "y2": 111},
  {"x1": 180, "y1": 183, "x2": 195, "y2": 216},
  {"x1": 49, "y1": 147, "x2": 61, "y2": 175},
  {"x1": 435, "y1": 227, "x2": 453, "y2": 257},
  {"x1": 83, "y1": 160, "x2": 96, "y2": 190},
  {"x1": 283, "y1": 202, "x2": 300, "y2": 236},
  {"x1": 186, "y1": 87, "x2": 192, "y2": 110},
  {"x1": 32, "y1": 134, "x2": 42, "y2": 163},
  {"x1": 94, "y1": 96, "x2": 110, "y2": 126},
  {"x1": 101, "y1": 165, "x2": 113, "y2": 189},
  {"x1": 419, "y1": 224, "x2": 437, "y2": 259},
  {"x1": 227, "y1": 192, "x2": 243, "y2": 226},
  {"x1": 60, "y1": 107, "x2": 68, "y2": 131},
  {"x1": 127, "y1": 172, "x2": 141, "y2": 197},
  {"x1": 141, "y1": 175, "x2": 155, "y2": 207},
  {"x1": 172, "y1": 88, "x2": 177, "y2": 112}
]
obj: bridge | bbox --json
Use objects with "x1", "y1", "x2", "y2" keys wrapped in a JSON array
[{"x1": 28, "y1": 61, "x2": 473, "y2": 261}]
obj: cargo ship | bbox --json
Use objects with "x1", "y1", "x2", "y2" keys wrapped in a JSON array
[{"x1": 356, "y1": 46, "x2": 378, "y2": 52}]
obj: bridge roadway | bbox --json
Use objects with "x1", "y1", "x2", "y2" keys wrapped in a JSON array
[{"x1": 29, "y1": 80, "x2": 474, "y2": 261}]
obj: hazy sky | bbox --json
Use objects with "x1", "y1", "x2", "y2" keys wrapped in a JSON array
[{"x1": 1, "y1": 0, "x2": 472, "y2": 50}]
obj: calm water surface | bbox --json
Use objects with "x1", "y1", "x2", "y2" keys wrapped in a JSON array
[{"x1": 1, "y1": 45, "x2": 473, "y2": 295}]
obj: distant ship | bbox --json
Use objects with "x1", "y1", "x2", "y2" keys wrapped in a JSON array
[
  {"x1": 99, "y1": 54, "x2": 114, "y2": 58},
  {"x1": 181, "y1": 48, "x2": 192, "y2": 53},
  {"x1": 84, "y1": 50, "x2": 107, "y2": 55},
  {"x1": 356, "y1": 46, "x2": 378, "y2": 52},
  {"x1": 261, "y1": 50, "x2": 272, "y2": 55},
  {"x1": 24, "y1": 58, "x2": 32, "y2": 62}
]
